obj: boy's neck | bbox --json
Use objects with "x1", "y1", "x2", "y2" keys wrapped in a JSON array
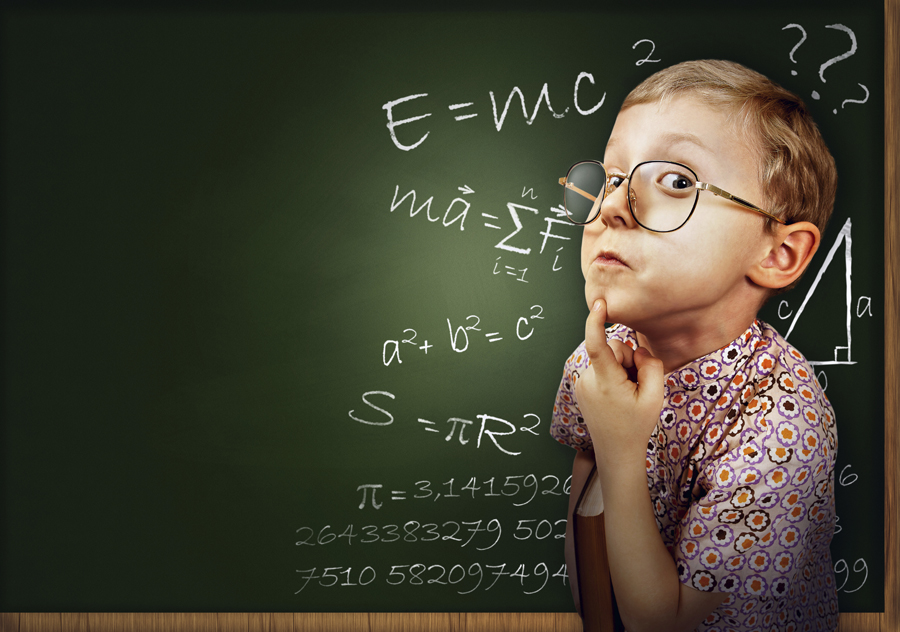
[{"x1": 633, "y1": 314, "x2": 758, "y2": 375}]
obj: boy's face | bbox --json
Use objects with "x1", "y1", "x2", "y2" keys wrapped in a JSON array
[{"x1": 582, "y1": 95, "x2": 771, "y2": 335}]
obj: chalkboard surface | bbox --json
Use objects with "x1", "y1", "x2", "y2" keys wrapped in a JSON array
[{"x1": 0, "y1": 2, "x2": 885, "y2": 614}]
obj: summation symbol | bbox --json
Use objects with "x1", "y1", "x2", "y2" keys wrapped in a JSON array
[{"x1": 495, "y1": 203, "x2": 539, "y2": 255}]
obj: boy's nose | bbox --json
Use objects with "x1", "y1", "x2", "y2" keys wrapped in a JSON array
[{"x1": 597, "y1": 181, "x2": 637, "y2": 229}]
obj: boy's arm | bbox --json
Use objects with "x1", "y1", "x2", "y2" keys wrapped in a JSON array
[
  {"x1": 575, "y1": 299, "x2": 726, "y2": 632},
  {"x1": 598, "y1": 445, "x2": 726, "y2": 632}
]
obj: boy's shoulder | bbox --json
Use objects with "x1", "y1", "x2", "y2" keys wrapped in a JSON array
[
  {"x1": 738, "y1": 320, "x2": 828, "y2": 408},
  {"x1": 566, "y1": 319, "x2": 830, "y2": 415},
  {"x1": 563, "y1": 319, "x2": 824, "y2": 390}
]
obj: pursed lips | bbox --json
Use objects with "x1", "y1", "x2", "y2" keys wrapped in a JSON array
[{"x1": 593, "y1": 250, "x2": 628, "y2": 267}]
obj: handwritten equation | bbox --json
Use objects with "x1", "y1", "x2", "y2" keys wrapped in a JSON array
[
  {"x1": 389, "y1": 185, "x2": 578, "y2": 277},
  {"x1": 348, "y1": 391, "x2": 545, "y2": 457},
  {"x1": 355, "y1": 473, "x2": 572, "y2": 509},
  {"x1": 382, "y1": 305, "x2": 545, "y2": 366},
  {"x1": 320, "y1": 17, "x2": 880, "y2": 612},
  {"x1": 381, "y1": 72, "x2": 608, "y2": 152}
]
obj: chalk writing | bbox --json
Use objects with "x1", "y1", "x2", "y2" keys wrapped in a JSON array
[
  {"x1": 383, "y1": 308, "x2": 542, "y2": 365},
  {"x1": 416, "y1": 413, "x2": 534, "y2": 456},
  {"x1": 357, "y1": 484, "x2": 384, "y2": 510},
  {"x1": 856, "y1": 296, "x2": 873, "y2": 317},
  {"x1": 296, "y1": 519, "x2": 505, "y2": 550},
  {"x1": 381, "y1": 71, "x2": 614, "y2": 150},
  {"x1": 348, "y1": 391, "x2": 395, "y2": 426},
  {"x1": 834, "y1": 558, "x2": 868, "y2": 593},
  {"x1": 552, "y1": 246, "x2": 565, "y2": 272},
  {"x1": 449, "y1": 103, "x2": 477, "y2": 121},
  {"x1": 838, "y1": 464, "x2": 858, "y2": 486},
  {"x1": 783, "y1": 218, "x2": 856, "y2": 366},
  {"x1": 390, "y1": 185, "x2": 469, "y2": 230},
  {"x1": 495, "y1": 203, "x2": 539, "y2": 255},
  {"x1": 295, "y1": 561, "x2": 567, "y2": 595},
  {"x1": 489, "y1": 84, "x2": 568, "y2": 131},
  {"x1": 445, "y1": 307, "x2": 544, "y2": 355},
  {"x1": 632, "y1": 39, "x2": 661, "y2": 66},
  {"x1": 573, "y1": 72, "x2": 606, "y2": 115},
  {"x1": 782, "y1": 24, "x2": 807, "y2": 76},
  {"x1": 781, "y1": 23, "x2": 869, "y2": 115},
  {"x1": 354, "y1": 473, "x2": 572, "y2": 508},
  {"x1": 388, "y1": 184, "x2": 578, "y2": 278},
  {"x1": 382, "y1": 93, "x2": 431, "y2": 151},
  {"x1": 491, "y1": 257, "x2": 530, "y2": 281}
]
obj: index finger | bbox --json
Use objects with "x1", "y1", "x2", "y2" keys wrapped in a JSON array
[{"x1": 583, "y1": 299, "x2": 620, "y2": 377}]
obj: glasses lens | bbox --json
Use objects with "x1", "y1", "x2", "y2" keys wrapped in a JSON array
[
  {"x1": 629, "y1": 162, "x2": 698, "y2": 232},
  {"x1": 563, "y1": 162, "x2": 606, "y2": 224}
]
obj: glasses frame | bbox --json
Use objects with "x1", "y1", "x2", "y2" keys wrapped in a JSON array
[{"x1": 558, "y1": 159, "x2": 787, "y2": 233}]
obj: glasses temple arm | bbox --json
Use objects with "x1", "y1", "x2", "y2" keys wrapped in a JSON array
[
  {"x1": 696, "y1": 182, "x2": 787, "y2": 225},
  {"x1": 559, "y1": 177, "x2": 598, "y2": 202}
]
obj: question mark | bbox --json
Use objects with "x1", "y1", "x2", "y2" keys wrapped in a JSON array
[
  {"x1": 818, "y1": 24, "x2": 857, "y2": 82},
  {"x1": 811, "y1": 24, "x2": 857, "y2": 102},
  {"x1": 836, "y1": 83, "x2": 870, "y2": 115},
  {"x1": 782, "y1": 23, "x2": 807, "y2": 76}
]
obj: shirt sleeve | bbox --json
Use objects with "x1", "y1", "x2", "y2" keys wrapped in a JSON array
[
  {"x1": 548, "y1": 325, "x2": 638, "y2": 451},
  {"x1": 672, "y1": 357, "x2": 837, "y2": 600},
  {"x1": 548, "y1": 341, "x2": 593, "y2": 451}
]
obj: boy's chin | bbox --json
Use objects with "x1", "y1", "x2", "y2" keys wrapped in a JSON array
[{"x1": 584, "y1": 292, "x2": 620, "y2": 323}]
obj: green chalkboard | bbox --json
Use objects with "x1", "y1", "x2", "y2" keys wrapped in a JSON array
[{"x1": 0, "y1": 2, "x2": 885, "y2": 614}]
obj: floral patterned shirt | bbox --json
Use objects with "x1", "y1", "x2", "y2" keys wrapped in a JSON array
[{"x1": 551, "y1": 320, "x2": 839, "y2": 632}]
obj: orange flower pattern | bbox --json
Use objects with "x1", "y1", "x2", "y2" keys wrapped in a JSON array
[{"x1": 550, "y1": 320, "x2": 838, "y2": 631}]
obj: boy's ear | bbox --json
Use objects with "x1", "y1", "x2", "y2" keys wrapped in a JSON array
[{"x1": 748, "y1": 221, "x2": 821, "y2": 289}]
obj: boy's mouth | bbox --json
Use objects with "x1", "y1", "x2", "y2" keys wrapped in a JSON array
[{"x1": 594, "y1": 250, "x2": 628, "y2": 267}]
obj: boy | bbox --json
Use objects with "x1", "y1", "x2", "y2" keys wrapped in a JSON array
[{"x1": 550, "y1": 60, "x2": 838, "y2": 632}]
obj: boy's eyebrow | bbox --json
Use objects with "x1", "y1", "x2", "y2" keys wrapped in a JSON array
[
  {"x1": 659, "y1": 131, "x2": 713, "y2": 154},
  {"x1": 604, "y1": 131, "x2": 713, "y2": 160}
]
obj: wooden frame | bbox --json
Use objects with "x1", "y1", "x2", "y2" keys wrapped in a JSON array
[{"x1": 2, "y1": 1, "x2": 897, "y2": 629}]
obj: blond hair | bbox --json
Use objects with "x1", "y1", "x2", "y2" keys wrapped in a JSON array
[{"x1": 622, "y1": 60, "x2": 837, "y2": 241}]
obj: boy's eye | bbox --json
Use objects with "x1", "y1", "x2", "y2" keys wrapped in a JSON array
[
  {"x1": 660, "y1": 172, "x2": 695, "y2": 191},
  {"x1": 608, "y1": 175, "x2": 626, "y2": 189}
]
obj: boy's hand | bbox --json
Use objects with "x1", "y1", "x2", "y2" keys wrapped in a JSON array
[
  {"x1": 607, "y1": 338, "x2": 637, "y2": 382},
  {"x1": 574, "y1": 299, "x2": 665, "y2": 468}
]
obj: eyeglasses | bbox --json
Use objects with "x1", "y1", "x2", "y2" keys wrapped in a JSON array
[{"x1": 558, "y1": 160, "x2": 786, "y2": 232}]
